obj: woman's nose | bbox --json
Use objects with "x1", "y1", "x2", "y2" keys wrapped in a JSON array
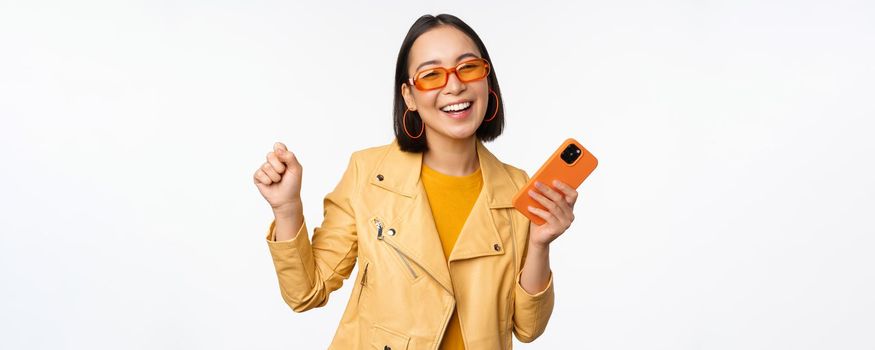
[{"x1": 443, "y1": 72, "x2": 466, "y2": 94}]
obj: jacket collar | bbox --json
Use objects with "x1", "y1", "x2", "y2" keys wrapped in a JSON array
[
  {"x1": 368, "y1": 138, "x2": 518, "y2": 208},
  {"x1": 366, "y1": 138, "x2": 519, "y2": 295}
]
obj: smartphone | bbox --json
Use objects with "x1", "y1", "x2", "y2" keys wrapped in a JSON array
[{"x1": 512, "y1": 138, "x2": 598, "y2": 225}]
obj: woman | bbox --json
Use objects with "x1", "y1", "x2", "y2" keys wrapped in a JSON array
[{"x1": 253, "y1": 14, "x2": 579, "y2": 349}]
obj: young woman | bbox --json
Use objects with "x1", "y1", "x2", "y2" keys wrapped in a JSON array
[{"x1": 253, "y1": 14, "x2": 579, "y2": 350}]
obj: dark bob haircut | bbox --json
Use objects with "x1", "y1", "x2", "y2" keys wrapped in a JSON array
[{"x1": 393, "y1": 14, "x2": 505, "y2": 153}]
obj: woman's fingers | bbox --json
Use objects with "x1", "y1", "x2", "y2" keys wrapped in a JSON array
[
  {"x1": 528, "y1": 188, "x2": 555, "y2": 211},
  {"x1": 534, "y1": 181, "x2": 564, "y2": 203},
  {"x1": 254, "y1": 169, "x2": 272, "y2": 185},
  {"x1": 527, "y1": 205, "x2": 557, "y2": 225},
  {"x1": 531, "y1": 182, "x2": 571, "y2": 218},
  {"x1": 528, "y1": 187, "x2": 569, "y2": 221},
  {"x1": 266, "y1": 151, "x2": 286, "y2": 174},
  {"x1": 261, "y1": 162, "x2": 281, "y2": 182},
  {"x1": 552, "y1": 180, "x2": 578, "y2": 206}
]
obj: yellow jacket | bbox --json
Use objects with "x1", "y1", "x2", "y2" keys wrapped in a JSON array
[{"x1": 265, "y1": 138, "x2": 555, "y2": 349}]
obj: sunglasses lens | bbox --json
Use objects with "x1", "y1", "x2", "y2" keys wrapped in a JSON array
[
  {"x1": 412, "y1": 59, "x2": 490, "y2": 91},
  {"x1": 415, "y1": 69, "x2": 448, "y2": 90},
  {"x1": 457, "y1": 60, "x2": 489, "y2": 81}
]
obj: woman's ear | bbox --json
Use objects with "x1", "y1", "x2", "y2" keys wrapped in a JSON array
[{"x1": 401, "y1": 84, "x2": 417, "y2": 111}]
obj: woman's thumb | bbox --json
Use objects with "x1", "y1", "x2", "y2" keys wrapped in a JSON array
[
  {"x1": 273, "y1": 142, "x2": 288, "y2": 153},
  {"x1": 274, "y1": 142, "x2": 298, "y2": 165}
]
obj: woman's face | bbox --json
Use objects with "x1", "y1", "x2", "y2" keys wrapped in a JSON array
[{"x1": 401, "y1": 25, "x2": 490, "y2": 142}]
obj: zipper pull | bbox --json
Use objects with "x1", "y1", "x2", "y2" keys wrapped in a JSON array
[{"x1": 374, "y1": 218, "x2": 384, "y2": 240}]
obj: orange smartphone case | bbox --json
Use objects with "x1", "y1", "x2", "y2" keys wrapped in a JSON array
[{"x1": 512, "y1": 138, "x2": 598, "y2": 226}]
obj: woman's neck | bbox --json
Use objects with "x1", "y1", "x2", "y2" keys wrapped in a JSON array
[{"x1": 423, "y1": 135, "x2": 479, "y2": 176}]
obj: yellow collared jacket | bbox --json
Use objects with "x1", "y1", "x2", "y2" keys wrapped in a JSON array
[{"x1": 265, "y1": 138, "x2": 554, "y2": 349}]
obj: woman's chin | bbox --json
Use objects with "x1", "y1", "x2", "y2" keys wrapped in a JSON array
[
  {"x1": 423, "y1": 113, "x2": 483, "y2": 140},
  {"x1": 439, "y1": 125, "x2": 479, "y2": 140}
]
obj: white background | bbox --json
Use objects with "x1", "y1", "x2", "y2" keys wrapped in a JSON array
[{"x1": 1, "y1": 0, "x2": 873, "y2": 349}]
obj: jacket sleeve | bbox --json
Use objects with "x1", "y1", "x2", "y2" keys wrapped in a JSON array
[
  {"x1": 511, "y1": 170, "x2": 556, "y2": 343},
  {"x1": 264, "y1": 154, "x2": 359, "y2": 313}
]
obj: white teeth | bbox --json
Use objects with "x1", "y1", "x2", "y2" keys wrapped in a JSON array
[{"x1": 440, "y1": 101, "x2": 472, "y2": 112}]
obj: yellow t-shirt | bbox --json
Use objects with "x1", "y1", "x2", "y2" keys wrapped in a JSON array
[{"x1": 421, "y1": 162, "x2": 483, "y2": 350}]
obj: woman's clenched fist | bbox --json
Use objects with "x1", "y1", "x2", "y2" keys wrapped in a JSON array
[{"x1": 253, "y1": 142, "x2": 303, "y2": 215}]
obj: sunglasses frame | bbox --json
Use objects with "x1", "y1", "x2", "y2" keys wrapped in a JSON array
[{"x1": 408, "y1": 57, "x2": 491, "y2": 91}]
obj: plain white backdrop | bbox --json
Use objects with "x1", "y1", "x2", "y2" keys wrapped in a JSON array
[{"x1": 1, "y1": 0, "x2": 873, "y2": 349}]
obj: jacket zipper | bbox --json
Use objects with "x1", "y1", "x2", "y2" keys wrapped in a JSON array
[
  {"x1": 373, "y1": 217, "x2": 418, "y2": 279},
  {"x1": 389, "y1": 243, "x2": 418, "y2": 279}
]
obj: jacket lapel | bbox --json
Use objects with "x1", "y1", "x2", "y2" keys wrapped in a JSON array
[
  {"x1": 447, "y1": 140, "x2": 517, "y2": 263},
  {"x1": 367, "y1": 139, "x2": 519, "y2": 294}
]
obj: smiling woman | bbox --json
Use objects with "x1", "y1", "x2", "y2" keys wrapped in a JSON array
[
  {"x1": 255, "y1": 13, "x2": 576, "y2": 350},
  {"x1": 395, "y1": 15, "x2": 505, "y2": 155}
]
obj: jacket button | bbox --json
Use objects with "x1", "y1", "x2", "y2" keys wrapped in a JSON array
[
  {"x1": 376, "y1": 174, "x2": 384, "y2": 181},
  {"x1": 387, "y1": 228, "x2": 396, "y2": 236},
  {"x1": 493, "y1": 243, "x2": 501, "y2": 251}
]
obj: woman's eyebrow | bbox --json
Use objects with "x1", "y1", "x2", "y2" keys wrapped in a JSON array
[{"x1": 415, "y1": 52, "x2": 479, "y2": 72}]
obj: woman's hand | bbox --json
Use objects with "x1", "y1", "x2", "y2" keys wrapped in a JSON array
[
  {"x1": 253, "y1": 142, "x2": 303, "y2": 217},
  {"x1": 526, "y1": 180, "x2": 579, "y2": 247}
]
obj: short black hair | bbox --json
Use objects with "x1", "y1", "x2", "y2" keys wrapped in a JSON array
[{"x1": 393, "y1": 14, "x2": 505, "y2": 153}]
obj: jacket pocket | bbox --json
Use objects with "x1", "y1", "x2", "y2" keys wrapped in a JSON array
[
  {"x1": 370, "y1": 324, "x2": 410, "y2": 350},
  {"x1": 357, "y1": 260, "x2": 370, "y2": 304}
]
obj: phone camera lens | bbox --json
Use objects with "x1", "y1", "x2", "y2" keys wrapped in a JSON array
[{"x1": 561, "y1": 144, "x2": 582, "y2": 165}]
